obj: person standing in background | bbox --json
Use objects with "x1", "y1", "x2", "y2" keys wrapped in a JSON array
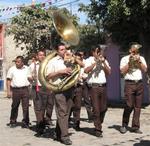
[{"x1": 7, "y1": 56, "x2": 30, "y2": 128}]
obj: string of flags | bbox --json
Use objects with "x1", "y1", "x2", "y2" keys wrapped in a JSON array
[{"x1": 0, "y1": 0, "x2": 63, "y2": 15}]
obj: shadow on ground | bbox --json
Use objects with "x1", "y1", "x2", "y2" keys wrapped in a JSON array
[{"x1": 133, "y1": 140, "x2": 150, "y2": 146}]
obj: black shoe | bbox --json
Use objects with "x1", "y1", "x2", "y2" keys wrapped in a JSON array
[
  {"x1": 74, "y1": 126, "x2": 81, "y2": 131},
  {"x1": 35, "y1": 123, "x2": 45, "y2": 137},
  {"x1": 95, "y1": 130, "x2": 103, "y2": 137},
  {"x1": 53, "y1": 132, "x2": 61, "y2": 141},
  {"x1": 34, "y1": 129, "x2": 44, "y2": 137},
  {"x1": 131, "y1": 128, "x2": 143, "y2": 134},
  {"x1": 7, "y1": 121, "x2": 17, "y2": 128},
  {"x1": 21, "y1": 122, "x2": 30, "y2": 129},
  {"x1": 61, "y1": 138, "x2": 72, "y2": 145},
  {"x1": 74, "y1": 121, "x2": 81, "y2": 131},
  {"x1": 120, "y1": 126, "x2": 127, "y2": 134},
  {"x1": 10, "y1": 123, "x2": 17, "y2": 128}
]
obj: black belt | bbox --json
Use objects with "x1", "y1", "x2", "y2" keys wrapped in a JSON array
[
  {"x1": 125, "y1": 80, "x2": 142, "y2": 83},
  {"x1": 88, "y1": 83, "x2": 106, "y2": 87},
  {"x1": 11, "y1": 86, "x2": 28, "y2": 89}
]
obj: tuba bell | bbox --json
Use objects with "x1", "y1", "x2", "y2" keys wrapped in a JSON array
[{"x1": 38, "y1": 10, "x2": 80, "y2": 92}]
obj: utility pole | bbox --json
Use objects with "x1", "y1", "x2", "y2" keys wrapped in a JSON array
[{"x1": 69, "y1": 0, "x2": 72, "y2": 14}]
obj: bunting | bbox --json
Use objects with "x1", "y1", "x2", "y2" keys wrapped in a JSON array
[{"x1": 0, "y1": 0, "x2": 64, "y2": 17}]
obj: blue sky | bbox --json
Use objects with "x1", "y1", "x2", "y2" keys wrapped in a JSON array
[{"x1": 0, "y1": 0, "x2": 90, "y2": 24}]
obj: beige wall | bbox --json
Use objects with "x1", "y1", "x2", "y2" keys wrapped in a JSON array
[{"x1": 3, "y1": 35, "x2": 27, "y2": 91}]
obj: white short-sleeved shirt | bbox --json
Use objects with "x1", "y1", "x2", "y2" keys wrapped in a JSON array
[
  {"x1": 84, "y1": 56, "x2": 111, "y2": 84},
  {"x1": 77, "y1": 59, "x2": 87, "y2": 84},
  {"x1": 120, "y1": 55, "x2": 147, "y2": 80},
  {"x1": 45, "y1": 55, "x2": 67, "y2": 85},
  {"x1": 28, "y1": 61, "x2": 42, "y2": 86},
  {"x1": 81, "y1": 59, "x2": 88, "y2": 79},
  {"x1": 7, "y1": 65, "x2": 30, "y2": 87}
]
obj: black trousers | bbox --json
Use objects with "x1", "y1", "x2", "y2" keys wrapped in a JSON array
[
  {"x1": 83, "y1": 83, "x2": 93, "y2": 119},
  {"x1": 10, "y1": 87, "x2": 30, "y2": 124}
]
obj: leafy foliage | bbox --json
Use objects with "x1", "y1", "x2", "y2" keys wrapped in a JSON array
[
  {"x1": 7, "y1": 6, "x2": 79, "y2": 57},
  {"x1": 104, "y1": 0, "x2": 150, "y2": 50},
  {"x1": 78, "y1": 0, "x2": 107, "y2": 49},
  {"x1": 79, "y1": 0, "x2": 150, "y2": 53}
]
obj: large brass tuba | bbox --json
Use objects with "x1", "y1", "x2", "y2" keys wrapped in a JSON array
[{"x1": 38, "y1": 10, "x2": 80, "y2": 92}]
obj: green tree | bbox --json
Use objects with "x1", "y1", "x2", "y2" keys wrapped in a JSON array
[
  {"x1": 7, "y1": 5, "x2": 79, "y2": 57},
  {"x1": 105, "y1": 0, "x2": 150, "y2": 63},
  {"x1": 79, "y1": 0, "x2": 150, "y2": 64},
  {"x1": 78, "y1": 0, "x2": 107, "y2": 48}
]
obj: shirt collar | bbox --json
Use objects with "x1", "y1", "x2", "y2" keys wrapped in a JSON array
[
  {"x1": 16, "y1": 65, "x2": 26, "y2": 69},
  {"x1": 35, "y1": 61, "x2": 40, "y2": 65},
  {"x1": 56, "y1": 55, "x2": 63, "y2": 60}
]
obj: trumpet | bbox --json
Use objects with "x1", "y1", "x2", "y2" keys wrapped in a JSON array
[
  {"x1": 95, "y1": 49, "x2": 106, "y2": 66},
  {"x1": 128, "y1": 53, "x2": 140, "y2": 73},
  {"x1": 64, "y1": 50, "x2": 84, "y2": 68}
]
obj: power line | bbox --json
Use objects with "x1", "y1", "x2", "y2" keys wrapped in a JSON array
[
  {"x1": 0, "y1": 0, "x2": 81, "y2": 23},
  {"x1": 56, "y1": 0, "x2": 80, "y2": 14}
]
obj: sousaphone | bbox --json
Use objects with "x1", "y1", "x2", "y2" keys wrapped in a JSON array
[{"x1": 38, "y1": 10, "x2": 80, "y2": 92}]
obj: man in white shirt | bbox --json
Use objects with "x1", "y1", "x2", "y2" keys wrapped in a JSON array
[
  {"x1": 84, "y1": 45, "x2": 111, "y2": 137},
  {"x1": 7, "y1": 56, "x2": 30, "y2": 128},
  {"x1": 46, "y1": 43, "x2": 74, "y2": 145},
  {"x1": 28, "y1": 50, "x2": 54, "y2": 137},
  {"x1": 120, "y1": 42, "x2": 147, "y2": 134}
]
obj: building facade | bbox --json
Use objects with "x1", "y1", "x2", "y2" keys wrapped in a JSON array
[{"x1": 0, "y1": 23, "x2": 27, "y2": 96}]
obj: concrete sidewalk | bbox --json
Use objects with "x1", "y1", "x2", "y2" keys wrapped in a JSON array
[{"x1": 0, "y1": 97, "x2": 150, "y2": 146}]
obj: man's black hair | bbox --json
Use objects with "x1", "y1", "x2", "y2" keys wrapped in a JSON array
[
  {"x1": 15, "y1": 56, "x2": 24, "y2": 63},
  {"x1": 91, "y1": 44, "x2": 102, "y2": 54},
  {"x1": 55, "y1": 42, "x2": 66, "y2": 50}
]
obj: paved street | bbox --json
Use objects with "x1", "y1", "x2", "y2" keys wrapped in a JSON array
[{"x1": 0, "y1": 97, "x2": 150, "y2": 146}]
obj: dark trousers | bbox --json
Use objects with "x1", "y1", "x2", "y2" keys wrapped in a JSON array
[
  {"x1": 55, "y1": 88, "x2": 73, "y2": 140},
  {"x1": 72, "y1": 85, "x2": 82, "y2": 122},
  {"x1": 31, "y1": 87, "x2": 54, "y2": 125},
  {"x1": 83, "y1": 83, "x2": 93, "y2": 119},
  {"x1": 10, "y1": 87, "x2": 30, "y2": 124},
  {"x1": 45, "y1": 92, "x2": 55, "y2": 122},
  {"x1": 71, "y1": 83, "x2": 93, "y2": 123},
  {"x1": 122, "y1": 81, "x2": 144, "y2": 129},
  {"x1": 89, "y1": 85, "x2": 107, "y2": 131}
]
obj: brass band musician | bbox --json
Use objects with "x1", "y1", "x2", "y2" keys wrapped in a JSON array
[
  {"x1": 28, "y1": 50, "x2": 54, "y2": 137},
  {"x1": 46, "y1": 42, "x2": 82, "y2": 145},
  {"x1": 120, "y1": 42, "x2": 147, "y2": 134},
  {"x1": 84, "y1": 45, "x2": 111, "y2": 137}
]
